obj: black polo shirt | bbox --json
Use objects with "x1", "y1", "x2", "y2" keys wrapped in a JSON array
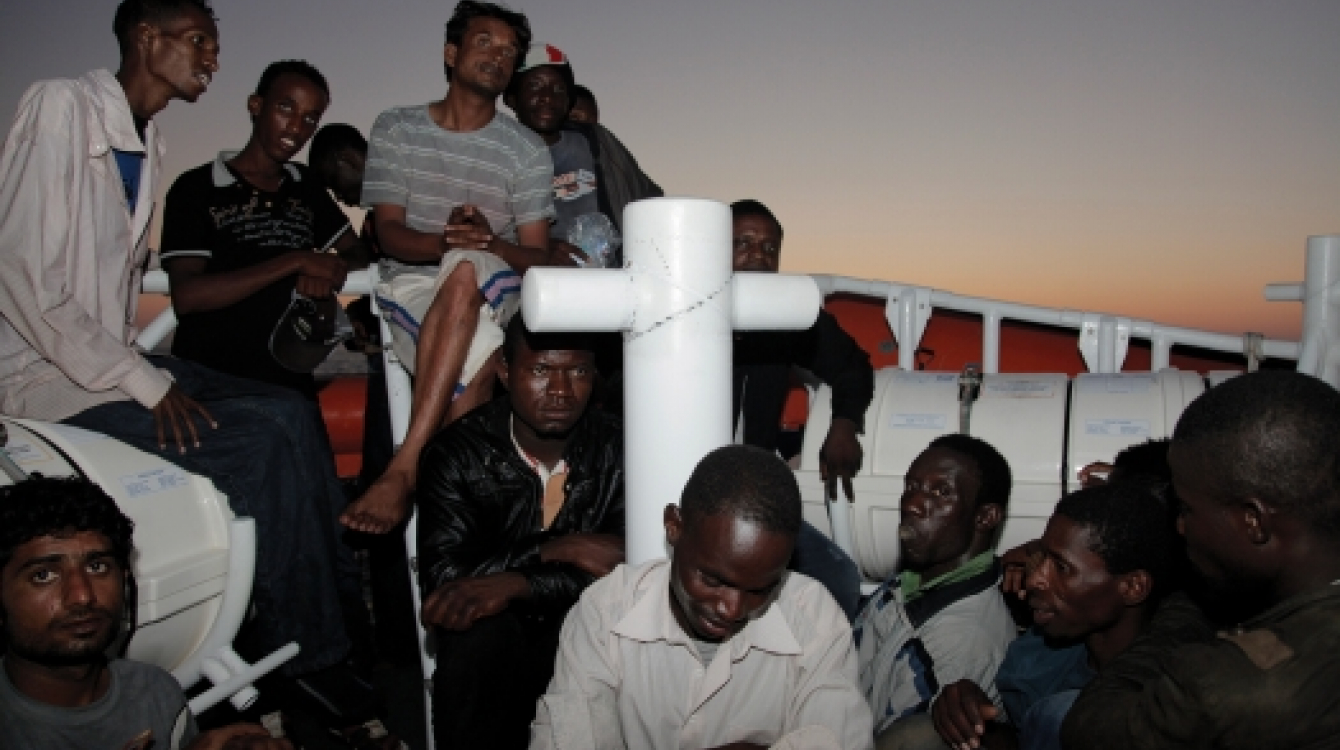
[{"x1": 160, "y1": 152, "x2": 349, "y2": 399}]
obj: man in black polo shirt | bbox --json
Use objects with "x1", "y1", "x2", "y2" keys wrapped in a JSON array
[{"x1": 161, "y1": 59, "x2": 364, "y2": 400}]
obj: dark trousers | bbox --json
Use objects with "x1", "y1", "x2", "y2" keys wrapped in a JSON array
[
  {"x1": 431, "y1": 609, "x2": 564, "y2": 750},
  {"x1": 64, "y1": 356, "x2": 358, "y2": 675}
]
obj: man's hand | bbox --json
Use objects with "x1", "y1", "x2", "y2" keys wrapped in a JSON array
[
  {"x1": 293, "y1": 252, "x2": 347, "y2": 298},
  {"x1": 999, "y1": 539, "x2": 1043, "y2": 599},
  {"x1": 932, "y1": 680, "x2": 1000, "y2": 750},
  {"x1": 819, "y1": 417, "x2": 863, "y2": 501},
  {"x1": 548, "y1": 239, "x2": 588, "y2": 268},
  {"x1": 442, "y1": 205, "x2": 495, "y2": 252},
  {"x1": 187, "y1": 723, "x2": 293, "y2": 749},
  {"x1": 152, "y1": 384, "x2": 216, "y2": 454},
  {"x1": 539, "y1": 533, "x2": 625, "y2": 577},
  {"x1": 421, "y1": 572, "x2": 529, "y2": 631},
  {"x1": 1077, "y1": 461, "x2": 1114, "y2": 489}
]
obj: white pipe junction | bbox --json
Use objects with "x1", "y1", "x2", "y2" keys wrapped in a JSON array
[{"x1": 522, "y1": 198, "x2": 821, "y2": 564}]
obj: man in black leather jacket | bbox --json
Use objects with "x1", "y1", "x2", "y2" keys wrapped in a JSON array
[{"x1": 417, "y1": 317, "x2": 624, "y2": 750}]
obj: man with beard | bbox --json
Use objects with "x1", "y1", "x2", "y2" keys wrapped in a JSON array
[
  {"x1": 853, "y1": 434, "x2": 1015, "y2": 738},
  {"x1": 417, "y1": 316, "x2": 624, "y2": 749},
  {"x1": 927, "y1": 482, "x2": 1178, "y2": 750},
  {"x1": 530, "y1": 444, "x2": 872, "y2": 750},
  {"x1": 0, "y1": 476, "x2": 289, "y2": 749},
  {"x1": 344, "y1": 0, "x2": 579, "y2": 538},
  {"x1": 161, "y1": 60, "x2": 365, "y2": 400},
  {"x1": 1061, "y1": 370, "x2": 1340, "y2": 748}
]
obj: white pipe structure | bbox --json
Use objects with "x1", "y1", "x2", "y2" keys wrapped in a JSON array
[
  {"x1": 169, "y1": 518, "x2": 299, "y2": 713},
  {"x1": 522, "y1": 198, "x2": 821, "y2": 564},
  {"x1": 1296, "y1": 235, "x2": 1340, "y2": 385}
]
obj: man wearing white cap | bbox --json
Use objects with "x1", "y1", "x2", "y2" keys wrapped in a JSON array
[{"x1": 504, "y1": 41, "x2": 662, "y2": 267}]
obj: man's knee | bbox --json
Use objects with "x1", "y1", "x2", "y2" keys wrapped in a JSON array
[
  {"x1": 435, "y1": 261, "x2": 484, "y2": 313},
  {"x1": 877, "y1": 713, "x2": 950, "y2": 750}
]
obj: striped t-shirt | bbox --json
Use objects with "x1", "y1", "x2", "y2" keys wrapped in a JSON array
[{"x1": 363, "y1": 104, "x2": 556, "y2": 281}]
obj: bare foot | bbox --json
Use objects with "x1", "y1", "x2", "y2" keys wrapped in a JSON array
[{"x1": 341, "y1": 468, "x2": 413, "y2": 534}]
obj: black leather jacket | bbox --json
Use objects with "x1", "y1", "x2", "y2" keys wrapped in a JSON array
[{"x1": 417, "y1": 398, "x2": 624, "y2": 616}]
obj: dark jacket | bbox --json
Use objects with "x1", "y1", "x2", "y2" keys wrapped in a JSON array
[
  {"x1": 1061, "y1": 586, "x2": 1340, "y2": 750},
  {"x1": 733, "y1": 309, "x2": 874, "y2": 452},
  {"x1": 566, "y1": 121, "x2": 662, "y2": 234},
  {"x1": 417, "y1": 398, "x2": 624, "y2": 616}
]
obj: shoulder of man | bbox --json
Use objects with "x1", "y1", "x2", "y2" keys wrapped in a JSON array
[
  {"x1": 490, "y1": 111, "x2": 550, "y2": 155},
  {"x1": 165, "y1": 160, "x2": 216, "y2": 196},
  {"x1": 775, "y1": 570, "x2": 857, "y2": 643}
]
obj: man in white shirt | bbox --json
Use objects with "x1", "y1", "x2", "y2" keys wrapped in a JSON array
[
  {"x1": 530, "y1": 445, "x2": 874, "y2": 750},
  {"x1": 0, "y1": 0, "x2": 371, "y2": 712}
]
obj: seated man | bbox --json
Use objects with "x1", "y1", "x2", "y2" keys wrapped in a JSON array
[
  {"x1": 926, "y1": 481, "x2": 1178, "y2": 750},
  {"x1": 162, "y1": 60, "x2": 366, "y2": 401},
  {"x1": 731, "y1": 198, "x2": 874, "y2": 620},
  {"x1": 503, "y1": 42, "x2": 662, "y2": 265},
  {"x1": 1061, "y1": 370, "x2": 1340, "y2": 748},
  {"x1": 343, "y1": 0, "x2": 579, "y2": 536},
  {"x1": 854, "y1": 434, "x2": 1015, "y2": 737},
  {"x1": 309, "y1": 123, "x2": 370, "y2": 212},
  {"x1": 566, "y1": 83, "x2": 598, "y2": 125},
  {"x1": 0, "y1": 476, "x2": 288, "y2": 750},
  {"x1": 418, "y1": 316, "x2": 625, "y2": 750},
  {"x1": 0, "y1": 0, "x2": 369, "y2": 723},
  {"x1": 531, "y1": 444, "x2": 874, "y2": 750}
]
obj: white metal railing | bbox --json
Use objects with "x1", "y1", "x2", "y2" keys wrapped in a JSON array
[
  {"x1": 810, "y1": 275, "x2": 1301, "y2": 375},
  {"x1": 138, "y1": 234, "x2": 1340, "y2": 386}
]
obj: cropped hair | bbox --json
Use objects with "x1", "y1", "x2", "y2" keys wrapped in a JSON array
[
  {"x1": 309, "y1": 124, "x2": 367, "y2": 170},
  {"x1": 1107, "y1": 437, "x2": 1175, "y2": 507},
  {"x1": 444, "y1": 1, "x2": 532, "y2": 82},
  {"x1": 0, "y1": 476, "x2": 134, "y2": 572},
  {"x1": 680, "y1": 445, "x2": 801, "y2": 537},
  {"x1": 928, "y1": 433, "x2": 1013, "y2": 512},
  {"x1": 1173, "y1": 370, "x2": 1340, "y2": 537},
  {"x1": 254, "y1": 59, "x2": 330, "y2": 99},
  {"x1": 502, "y1": 315, "x2": 597, "y2": 365},
  {"x1": 113, "y1": 0, "x2": 215, "y2": 55},
  {"x1": 572, "y1": 84, "x2": 598, "y2": 111},
  {"x1": 729, "y1": 199, "x2": 784, "y2": 242},
  {"x1": 1054, "y1": 482, "x2": 1177, "y2": 593}
]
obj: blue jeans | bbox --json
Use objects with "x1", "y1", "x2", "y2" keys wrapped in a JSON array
[
  {"x1": 64, "y1": 357, "x2": 357, "y2": 675},
  {"x1": 1019, "y1": 689, "x2": 1081, "y2": 750},
  {"x1": 791, "y1": 520, "x2": 862, "y2": 622}
]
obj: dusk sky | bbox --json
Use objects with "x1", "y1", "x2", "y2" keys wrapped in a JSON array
[{"x1": 3, "y1": 0, "x2": 1336, "y2": 341}]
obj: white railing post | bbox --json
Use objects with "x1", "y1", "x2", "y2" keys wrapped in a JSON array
[{"x1": 982, "y1": 308, "x2": 1002, "y2": 374}]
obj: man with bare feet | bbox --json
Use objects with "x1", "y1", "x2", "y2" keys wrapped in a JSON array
[{"x1": 343, "y1": 0, "x2": 578, "y2": 535}]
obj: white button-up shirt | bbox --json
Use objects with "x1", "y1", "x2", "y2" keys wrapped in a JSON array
[
  {"x1": 0, "y1": 68, "x2": 173, "y2": 421},
  {"x1": 531, "y1": 559, "x2": 874, "y2": 750}
]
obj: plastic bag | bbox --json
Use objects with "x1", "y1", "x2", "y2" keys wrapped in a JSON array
[{"x1": 567, "y1": 212, "x2": 621, "y2": 268}]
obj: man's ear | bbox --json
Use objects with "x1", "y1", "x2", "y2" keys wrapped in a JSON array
[
  {"x1": 443, "y1": 43, "x2": 458, "y2": 73},
  {"x1": 663, "y1": 504, "x2": 683, "y2": 548},
  {"x1": 496, "y1": 355, "x2": 511, "y2": 391},
  {"x1": 1116, "y1": 569, "x2": 1152, "y2": 607},
  {"x1": 1240, "y1": 499, "x2": 1274, "y2": 546},
  {"x1": 975, "y1": 502, "x2": 1003, "y2": 533},
  {"x1": 246, "y1": 94, "x2": 263, "y2": 120},
  {"x1": 136, "y1": 21, "x2": 157, "y2": 54}
]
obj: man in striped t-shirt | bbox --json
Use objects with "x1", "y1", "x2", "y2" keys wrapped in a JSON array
[{"x1": 343, "y1": 0, "x2": 580, "y2": 535}]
